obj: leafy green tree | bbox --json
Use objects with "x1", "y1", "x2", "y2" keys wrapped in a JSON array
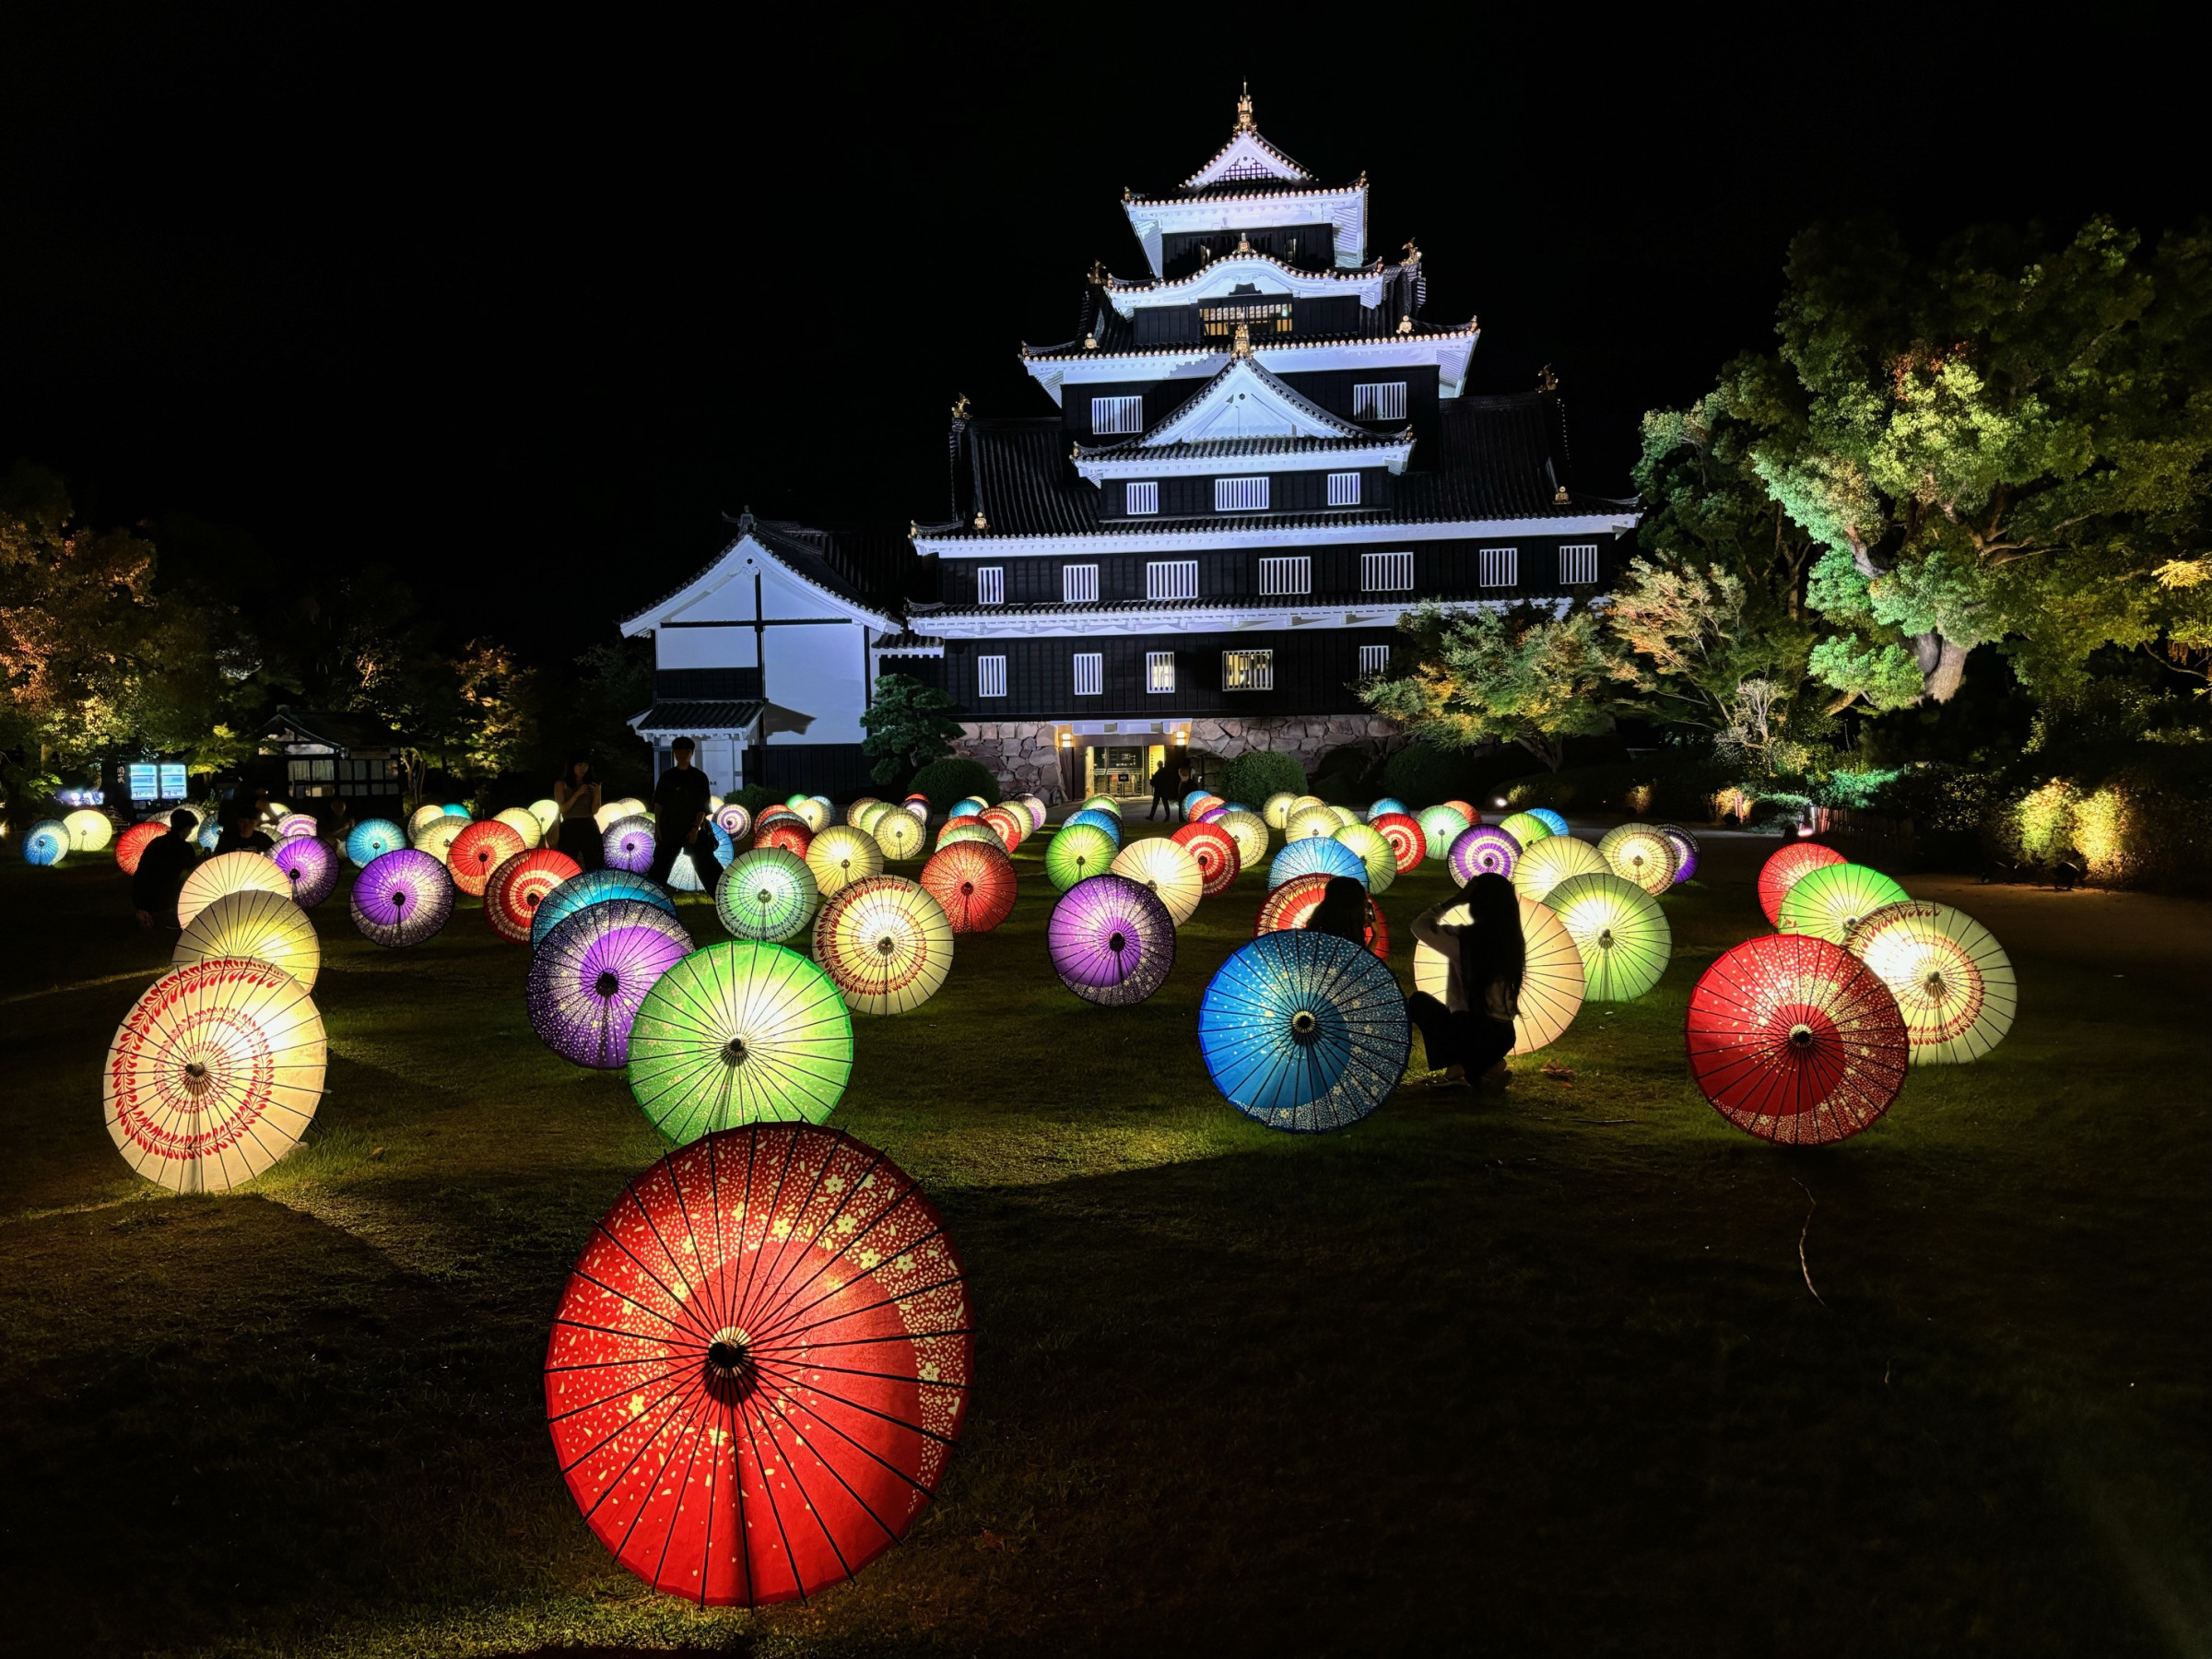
[
  {"x1": 859, "y1": 673, "x2": 963, "y2": 785},
  {"x1": 1362, "y1": 603, "x2": 1628, "y2": 771}
]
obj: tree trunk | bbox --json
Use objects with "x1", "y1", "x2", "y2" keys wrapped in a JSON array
[{"x1": 1914, "y1": 632, "x2": 1971, "y2": 702}]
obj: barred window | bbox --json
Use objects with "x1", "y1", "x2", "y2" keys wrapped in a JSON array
[
  {"x1": 1359, "y1": 643, "x2": 1391, "y2": 677},
  {"x1": 1222, "y1": 649, "x2": 1275, "y2": 691},
  {"x1": 976, "y1": 566, "x2": 1005, "y2": 606},
  {"x1": 1215, "y1": 476, "x2": 1270, "y2": 512},
  {"x1": 1257, "y1": 555, "x2": 1311, "y2": 596},
  {"x1": 1063, "y1": 563, "x2": 1100, "y2": 604},
  {"x1": 1072, "y1": 653, "x2": 1104, "y2": 697},
  {"x1": 1361, "y1": 550, "x2": 1413, "y2": 592},
  {"x1": 1352, "y1": 382, "x2": 1406, "y2": 421},
  {"x1": 1147, "y1": 651, "x2": 1176, "y2": 692},
  {"x1": 1478, "y1": 547, "x2": 1519, "y2": 588},
  {"x1": 1327, "y1": 471, "x2": 1362, "y2": 506},
  {"x1": 1125, "y1": 480, "x2": 1159, "y2": 515},
  {"x1": 1146, "y1": 560, "x2": 1198, "y2": 601},
  {"x1": 1200, "y1": 300, "x2": 1292, "y2": 336},
  {"x1": 977, "y1": 655, "x2": 1007, "y2": 698},
  {"x1": 1559, "y1": 543, "x2": 1599, "y2": 585},
  {"x1": 1091, "y1": 395, "x2": 1145, "y2": 435}
]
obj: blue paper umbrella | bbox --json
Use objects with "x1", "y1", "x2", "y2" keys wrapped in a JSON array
[
  {"x1": 1527, "y1": 807, "x2": 1571, "y2": 836},
  {"x1": 1198, "y1": 931, "x2": 1410, "y2": 1132},
  {"x1": 1265, "y1": 834, "x2": 1368, "y2": 890},
  {"x1": 529, "y1": 867, "x2": 677, "y2": 949}
]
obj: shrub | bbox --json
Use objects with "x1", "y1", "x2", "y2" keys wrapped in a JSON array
[
  {"x1": 1380, "y1": 742, "x2": 1473, "y2": 806},
  {"x1": 1218, "y1": 749, "x2": 1307, "y2": 806},
  {"x1": 730, "y1": 784, "x2": 779, "y2": 818},
  {"x1": 909, "y1": 758, "x2": 1000, "y2": 815}
]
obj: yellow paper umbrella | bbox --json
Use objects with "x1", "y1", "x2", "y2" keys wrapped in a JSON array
[
  {"x1": 1497, "y1": 810, "x2": 1553, "y2": 848},
  {"x1": 1262, "y1": 792, "x2": 1300, "y2": 830},
  {"x1": 528, "y1": 797, "x2": 561, "y2": 835},
  {"x1": 791, "y1": 796, "x2": 833, "y2": 832},
  {"x1": 854, "y1": 800, "x2": 893, "y2": 836},
  {"x1": 811, "y1": 876, "x2": 955, "y2": 1015},
  {"x1": 413, "y1": 813, "x2": 471, "y2": 862},
  {"x1": 1510, "y1": 834, "x2": 1609, "y2": 904},
  {"x1": 1286, "y1": 805, "x2": 1341, "y2": 843},
  {"x1": 592, "y1": 798, "x2": 632, "y2": 833},
  {"x1": 494, "y1": 806, "x2": 545, "y2": 850},
  {"x1": 104, "y1": 958, "x2": 327, "y2": 1194},
  {"x1": 1110, "y1": 836, "x2": 1205, "y2": 925},
  {"x1": 176, "y1": 851, "x2": 293, "y2": 931},
  {"x1": 1844, "y1": 900, "x2": 2017, "y2": 1065},
  {"x1": 174, "y1": 889, "x2": 323, "y2": 993},
  {"x1": 845, "y1": 796, "x2": 882, "y2": 827},
  {"x1": 1216, "y1": 808, "x2": 1271, "y2": 870},
  {"x1": 1289, "y1": 794, "x2": 1325, "y2": 817},
  {"x1": 1413, "y1": 896, "x2": 1584, "y2": 1054},
  {"x1": 806, "y1": 824, "x2": 886, "y2": 899},
  {"x1": 872, "y1": 808, "x2": 924, "y2": 860},
  {"x1": 1542, "y1": 872, "x2": 1671, "y2": 1001},
  {"x1": 1333, "y1": 823, "x2": 1396, "y2": 894},
  {"x1": 1328, "y1": 806, "x2": 1361, "y2": 829},
  {"x1": 1597, "y1": 823, "x2": 1678, "y2": 896},
  {"x1": 409, "y1": 803, "x2": 452, "y2": 836},
  {"x1": 64, "y1": 808, "x2": 113, "y2": 853}
]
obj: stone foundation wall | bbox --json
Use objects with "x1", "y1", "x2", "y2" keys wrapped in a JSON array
[
  {"x1": 952, "y1": 723, "x2": 1063, "y2": 798},
  {"x1": 953, "y1": 715, "x2": 1403, "y2": 801}
]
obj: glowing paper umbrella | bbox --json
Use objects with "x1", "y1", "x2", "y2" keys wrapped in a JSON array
[
  {"x1": 533, "y1": 868, "x2": 677, "y2": 949},
  {"x1": 1065, "y1": 807, "x2": 1122, "y2": 842},
  {"x1": 1262, "y1": 792, "x2": 1299, "y2": 830},
  {"x1": 1333, "y1": 823, "x2": 1397, "y2": 894},
  {"x1": 1171, "y1": 820, "x2": 1241, "y2": 896},
  {"x1": 604, "y1": 818, "x2": 657, "y2": 874},
  {"x1": 1328, "y1": 806, "x2": 1361, "y2": 830},
  {"x1": 1844, "y1": 900, "x2": 2017, "y2": 1065},
  {"x1": 712, "y1": 849, "x2": 818, "y2": 943},
  {"x1": 1543, "y1": 872, "x2": 1671, "y2": 1002},
  {"x1": 1758, "y1": 841, "x2": 1846, "y2": 925},
  {"x1": 116, "y1": 820, "x2": 168, "y2": 875},
  {"x1": 1186, "y1": 794, "x2": 1225, "y2": 820},
  {"x1": 175, "y1": 889, "x2": 322, "y2": 992},
  {"x1": 1526, "y1": 808, "x2": 1571, "y2": 837},
  {"x1": 1366, "y1": 796, "x2": 1408, "y2": 822},
  {"x1": 1267, "y1": 834, "x2": 1367, "y2": 891},
  {"x1": 408, "y1": 803, "x2": 451, "y2": 836},
  {"x1": 441, "y1": 801, "x2": 471, "y2": 818},
  {"x1": 980, "y1": 806, "x2": 1026, "y2": 853},
  {"x1": 1497, "y1": 810, "x2": 1552, "y2": 848},
  {"x1": 1510, "y1": 834, "x2": 1609, "y2": 904},
  {"x1": 1079, "y1": 794, "x2": 1120, "y2": 817},
  {"x1": 196, "y1": 818, "x2": 223, "y2": 851},
  {"x1": 346, "y1": 818, "x2": 406, "y2": 866},
  {"x1": 1371, "y1": 812, "x2": 1426, "y2": 873},
  {"x1": 845, "y1": 796, "x2": 882, "y2": 827},
  {"x1": 494, "y1": 806, "x2": 545, "y2": 850},
  {"x1": 272, "y1": 834, "x2": 338, "y2": 907},
  {"x1": 807, "y1": 825, "x2": 886, "y2": 900},
  {"x1": 1597, "y1": 823, "x2": 1679, "y2": 897},
  {"x1": 755, "y1": 818, "x2": 813, "y2": 859},
  {"x1": 1111, "y1": 836, "x2": 1205, "y2": 924},
  {"x1": 919, "y1": 842, "x2": 1018, "y2": 934},
  {"x1": 486, "y1": 847, "x2": 582, "y2": 943},
  {"x1": 714, "y1": 801, "x2": 753, "y2": 840},
  {"x1": 594, "y1": 798, "x2": 633, "y2": 833},
  {"x1": 1449, "y1": 823, "x2": 1520, "y2": 883},
  {"x1": 544, "y1": 1124, "x2": 970, "y2": 1606},
  {"x1": 1182, "y1": 788, "x2": 1215, "y2": 811},
  {"x1": 1413, "y1": 897, "x2": 1586, "y2": 1055},
  {"x1": 528, "y1": 900, "x2": 693, "y2": 1067},
  {"x1": 350, "y1": 847, "x2": 456, "y2": 947},
  {"x1": 65, "y1": 808, "x2": 114, "y2": 853},
  {"x1": 1418, "y1": 805, "x2": 1470, "y2": 858},
  {"x1": 789, "y1": 796, "x2": 832, "y2": 832},
  {"x1": 1685, "y1": 933, "x2": 1910, "y2": 1143},
  {"x1": 1778, "y1": 863, "x2": 1912, "y2": 946},
  {"x1": 1443, "y1": 798, "x2": 1477, "y2": 824},
  {"x1": 450, "y1": 818, "x2": 528, "y2": 897},
  {"x1": 872, "y1": 809, "x2": 924, "y2": 861},
  {"x1": 1254, "y1": 872, "x2": 1389, "y2": 961},
  {"x1": 104, "y1": 958, "x2": 327, "y2": 1194},
  {"x1": 1216, "y1": 809, "x2": 1270, "y2": 872},
  {"x1": 274, "y1": 812, "x2": 318, "y2": 841},
  {"x1": 854, "y1": 802, "x2": 891, "y2": 837},
  {"x1": 530, "y1": 797, "x2": 562, "y2": 835},
  {"x1": 1044, "y1": 823, "x2": 1118, "y2": 890},
  {"x1": 1198, "y1": 931, "x2": 1409, "y2": 1133},
  {"x1": 1654, "y1": 823, "x2": 1701, "y2": 884},
  {"x1": 22, "y1": 820, "x2": 67, "y2": 865},
  {"x1": 813, "y1": 877, "x2": 954, "y2": 1016},
  {"x1": 936, "y1": 823, "x2": 1000, "y2": 854},
  {"x1": 1285, "y1": 804, "x2": 1340, "y2": 843},
  {"x1": 415, "y1": 813, "x2": 471, "y2": 863},
  {"x1": 1290, "y1": 794, "x2": 1326, "y2": 817},
  {"x1": 1047, "y1": 874, "x2": 1175, "y2": 1006},
  {"x1": 177, "y1": 851, "x2": 291, "y2": 930}
]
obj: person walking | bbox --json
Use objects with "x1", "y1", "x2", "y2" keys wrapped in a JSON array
[
  {"x1": 552, "y1": 754, "x2": 605, "y2": 871},
  {"x1": 1406, "y1": 872, "x2": 1524, "y2": 1088},
  {"x1": 132, "y1": 809, "x2": 201, "y2": 930},
  {"x1": 645, "y1": 736, "x2": 722, "y2": 890},
  {"x1": 1147, "y1": 757, "x2": 1177, "y2": 821}
]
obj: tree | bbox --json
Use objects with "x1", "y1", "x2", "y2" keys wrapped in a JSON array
[
  {"x1": 1361, "y1": 603, "x2": 1627, "y2": 771},
  {"x1": 858, "y1": 673, "x2": 962, "y2": 785},
  {"x1": 1724, "y1": 218, "x2": 2212, "y2": 707}
]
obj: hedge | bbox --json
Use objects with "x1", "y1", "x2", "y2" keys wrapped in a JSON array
[
  {"x1": 909, "y1": 758, "x2": 1001, "y2": 816},
  {"x1": 1218, "y1": 749, "x2": 1307, "y2": 806}
]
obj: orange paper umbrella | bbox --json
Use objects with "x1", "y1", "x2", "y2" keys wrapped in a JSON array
[
  {"x1": 918, "y1": 842, "x2": 1018, "y2": 934},
  {"x1": 450, "y1": 818, "x2": 527, "y2": 897},
  {"x1": 116, "y1": 820, "x2": 168, "y2": 875},
  {"x1": 756, "y1": 820, "x2": 814, "y2": 859},
  {"x1": 1171, "y1": 820, "x2": 1241, "y2": 896}
]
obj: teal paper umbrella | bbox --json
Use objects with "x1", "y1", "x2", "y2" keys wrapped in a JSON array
[
  {"x1": 1065, "y1": 807, "x2": 1123, "y2": 843},
  {"x1": 1266, "y1": 834, "x2": 1367, "y2": 890},
  {"x1": 1198, "y1": 930, "x2": 1410, "y2": 1132},
  {"x1": 529, "y1": 868, "x2": 677, "y2": 949},
  {"x1": 1527, "y1": 807, "x2": 1570, "y2": 836},
  {"x1": 346, "y1": 818, "x2": 406, "y2": 866}
]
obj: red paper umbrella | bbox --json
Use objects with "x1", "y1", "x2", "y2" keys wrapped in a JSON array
[
  {"x1": 1685, "y1": 933, "x2": 1911, "y2": 1144},
  {"x1": 918, "y1": 841, "x2": 1018, "y2": 934},
  {"x1": 978, "y1": 806, "x2": 1026, "y2": 853},
  {"x1": 450, "y1": 819, "x2": 527, "y2": 897},
  {"x1": 487, "y1": 847, "x2": 584, "y2": 942},
  {"x1": 1443, "y1": 798, "x2": 1477, "y2": 824},
  {"x1": 1370, "y1": 812, "x2": 1426, "y2": 873},
  {"x1": 1171, "y1": 820, "x2": 1241, "y2": 896},
  {"x1": 545, "y1": 1124, "x2": 972, "y2": 1606},
  {"x1": 1253, "y1": 872, "x2": 1389, "y2": 960},
  {"x1": 1757, "y1": 841, "x2": 1846, "y2": 925},
  {"x1": 115, "y1": 819, "x2": 169, "y2": 876},
  {"x1": 756, "y1": 820, "x2": 814, "y2": 859}
]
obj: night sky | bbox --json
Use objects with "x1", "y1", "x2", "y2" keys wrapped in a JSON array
[{"x1": 3, "y1": 10, "x2": 2200, "y2": 667}]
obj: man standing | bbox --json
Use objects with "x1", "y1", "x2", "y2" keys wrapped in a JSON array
[
  {"x1": 646, "y1": 735, "x2": 721, "y2": 890},
  {"x1": 132, "y1": 809, "x2": 201, "y2": 930}
]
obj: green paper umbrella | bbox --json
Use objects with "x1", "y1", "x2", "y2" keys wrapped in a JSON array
[
  {"x1": 1045, "y1": 823, "x2": 1119, "y2": 890},
  {"x1": 1778, "y1": 863, "x2": 1912, "y2": 945},
  {"x1": 1543, "y1": 872, "x2": 1672, "y2": 1001},
  {"x1": 627, "y1": 942, "x2": 854, "y2": 1142},
  {"x1": 1497, "y1": 810, "x2": 1553, "y2": 848},
  {"x1": 713, "y1": 847, "x2": 819, "y2": 943},
  {"x1": 1333, "y1": 823, "x2": 1396, "y2": 894},
  {"x1": 1416, "y1": 805, "x2": 1470, "y2": 858}
]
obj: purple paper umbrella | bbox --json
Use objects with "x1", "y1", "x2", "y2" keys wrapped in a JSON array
[
  {"x1": 603, "y1": 819, "x2": 656, "y2": 874},
  {"x1": 1654, "y1": 823, "x2": 1700, "y2": 883},
  {"x1": 350, "y1": 847, "x2": 455, "y2": 947},
  {"x1": 527, "y1": 900, "x2": 693, "y2": 1067},
  {"x1": 1449, "y1": 823, "x2": 1522, "y2": 884},
  {"x1": 273, "y1": 833, "x2": 338, "y2": 907},
  {"x1": 1047, "y1": 874, "x2": 1176, "y2": 1006}
]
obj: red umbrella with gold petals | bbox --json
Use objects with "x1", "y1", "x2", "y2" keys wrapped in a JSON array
[
  {"x1": 1171, "y1": 820, "x2": 1241, "y2": 896},
  {"x1": 545, "y1": 1124, "x2": 971, "y2": 1606},
  {"x1": 1757, "y1": 841, "x2": 1845, "y2": 926}
]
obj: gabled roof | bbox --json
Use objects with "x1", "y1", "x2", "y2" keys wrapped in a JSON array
[
  {"x1": 1183, "y1": 124, "x2": 1313, "y2": 193},
  {"x1": 629, "y1": 700, "x2": 765, "y2": 735},
  {"x1": 621, "y1": 512, "x2": 910, "y2": 634},
  {"x1": 255, "y1": 706, "x2": 402, "y2": 752},
  {"x1": 1107, "y1": 357, "x2": 1372, "y2": 453}
]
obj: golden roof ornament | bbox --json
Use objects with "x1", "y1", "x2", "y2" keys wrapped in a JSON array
[
  {"x1": 1403, "y1": 239, "x2": 1422, "y2": 264},
  {"x1": 1396, "y1": 313, "x2": 1414, "y2": 335},
  {"x1": 1084, "y1": 332, "x2": 1098, "y2": 349},
  {"x1": 1554, "y1": 485, "x2": 1571, "y2": 504},
  {"x1": 950, "y1": 394, "x2": 971, "y2": 420},
  {"x1": 1237, "y1": 84, "x2": 1253, "y2": 131},
  {"x1": 973, "y1": 512, "x2": 988, "y2": 530},
  {"x1": 1088, "y1": 260, "x2": 1108, "y2": 285},
  {"x1": 1231, "y1": 322, "x2": 1253, "y2": 359},
  {"x1": 1538, "y1": 364, "x2": 1559, "y2": 393},
  {"x1": 1237, "y1": 230, "x2": 1251, "y2": 253}
]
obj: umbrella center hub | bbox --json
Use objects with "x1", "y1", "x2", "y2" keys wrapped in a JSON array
[
  {"x1": 1597, "y1": 928, "x2": 1615, "y2": 949},
  {"x1": 1108, "y1": 931, "x2": 1127, "y2": 954},
  {"x1": 704, "y1": 1327, "x2": 758, "y2": 1401},
  {"x1": 723, "y1": 1037, "x2": 747, "y2": 1065},
  {"x1": 756, "y1": 888, "x2": 774, "y2": 906},
  {"x1": 181, "y1": 1060, "x2": 213, "y2": 1094},
  {"x1": 1924, "y1": 970, "x2": 1949, "y2": 997},
  {"x1": 594, "y1": 971, "x2": 620, "y2": 998},
  {"x1": 1788, "y1": 1022, "x2": 1816, "y2": 1050},
  {"x1": 877, "y1": 935, "x2": 897, "y2": 957},
  {"x1": 1290, "y1": 1009, "x2": 1319, "y2": 1040}
]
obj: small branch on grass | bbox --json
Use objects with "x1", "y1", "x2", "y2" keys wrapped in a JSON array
[{"x1": 1792, "y1": 1177, "x2": 1827, "y2": 1309}]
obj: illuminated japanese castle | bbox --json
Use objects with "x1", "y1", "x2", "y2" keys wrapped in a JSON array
[{"x1": 623, "y1": 93, "x2": 1638, "y2": 801}]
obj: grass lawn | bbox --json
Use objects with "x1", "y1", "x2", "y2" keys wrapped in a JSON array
[{"x1": 0, "y1": 818, "x2": 2206, "y2": 1657}]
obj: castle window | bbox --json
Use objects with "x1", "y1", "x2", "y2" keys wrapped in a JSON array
[
  {"x1": 1479, "y1": 547, "x2": 1519, "y2": 588},
  {"x1": 1559, "y1": 543, "x2": 1599, "y2": 585},
  {"x1": 1257, "y1": 556, "x2": 1311, "y2": 596},
  {"x1": 1359, "y1": 644, "x2": 1391, "y2": 677},
  {"x1": 1200, "y1": 300, "x2": 1292, "y2": 337},
  {"x1": 1222, "y1": 650, "x2": 1275, "y2": 691},
  {"x1": 1216, "y1": 477, "x2": 1270, "y2": 512},
  {"x1": 1352, "y1": 382, "x2": 1407, "y2": 422},
  {"x1": 976, "y1": 566, "x2": 1005, "y2": 606},
  {"x1": 1125, "y1": 480, "x2": 1159, "y2": 515},
  {"x1": 1063, "y1": 564, "x2": 1100, "y2": 604},
  {"x1": 1072, "y1": 653, "x2": 1104, "y2": 697},
  {"x1": 1360, "y1": 551, "x2": 1413, "y2": 592},
  {"x1": 1147, "y1": 652, "x2": 1176, "y2": 692},
  {"x1": 977, "y1": 655, "x2": 1006, "y2": 698},
  {"x1": 1147, "y1": 560, "x2": 1198, "y2": 601},
  {"x1": 1091, "y1": 395, "x2": 1145, "y2": 435},
  {"x1": 1327, "y1": 472, "x2": 1362, "y2": 506}
]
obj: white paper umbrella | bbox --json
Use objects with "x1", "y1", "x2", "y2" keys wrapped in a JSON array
[
  {"x1": 176, "y1": 851, "x2": 293, "y2": 931},
  {"x1": 104, "y1": 958, "x2": 327, "y2": 1194},
  {"x1": 173, "y1": 888, "x2": 323, "y2": 992},
  {"x1": 1110, "y1": 836, "x2": 1205, "y2": 925},
  {"x1": 1412, "y1": 896, "x2": 1585, "y2": 1055}
]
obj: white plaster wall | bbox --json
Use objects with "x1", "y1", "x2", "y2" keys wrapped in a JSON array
[
  {"x1": 655, "y1": 625, "x2": 758, "y2": 671},
  {"x1": 764, "y1": 622, "x2": 869, "y2": 746}
]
